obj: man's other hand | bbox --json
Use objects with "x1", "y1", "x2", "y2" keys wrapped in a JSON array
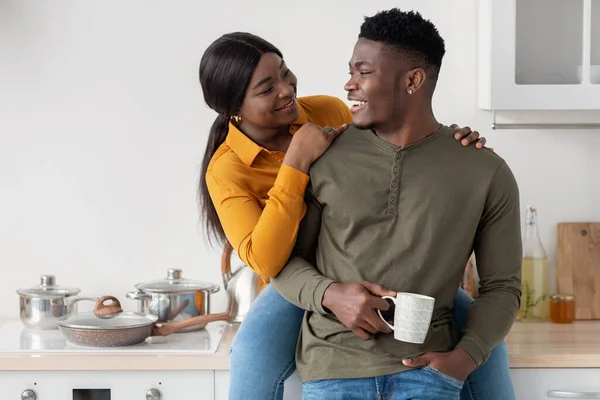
[{"x1": 402, "y1": 348, "x2": 478, "y2": 382}]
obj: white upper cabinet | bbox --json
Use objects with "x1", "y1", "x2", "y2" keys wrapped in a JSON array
[{"x1": 477, "y1": 0, "x2": 600, "y2": 110}]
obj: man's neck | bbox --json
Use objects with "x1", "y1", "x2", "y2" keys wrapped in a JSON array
[{"x1": 374, "y1": 108, "x2": 440, "y2": 148}]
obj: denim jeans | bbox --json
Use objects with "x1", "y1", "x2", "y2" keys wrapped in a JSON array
[
  {"x1": 228, "y1": 284, "x2": 515, "y2": 400},
  {"x1": 302, "y1": 367, "x2": 464, "y2": 400}
]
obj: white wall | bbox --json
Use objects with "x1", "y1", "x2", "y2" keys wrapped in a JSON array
[{"x1": 1, "y1": 0, "x2": 599, "y2": 318}]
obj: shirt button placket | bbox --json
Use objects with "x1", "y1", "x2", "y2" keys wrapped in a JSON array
[{"x1": 388, "y1": 152, "x2": 403, "y2": 214}]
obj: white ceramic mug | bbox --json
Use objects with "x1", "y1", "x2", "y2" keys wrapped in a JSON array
[{"x1": 376, "y1": 292, "x2": 435, "y2": 344}]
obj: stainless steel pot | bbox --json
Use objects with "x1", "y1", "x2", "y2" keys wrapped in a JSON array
[
  {"x1": 17, "y1": 275, "x2": 98, "y2": 330},
  {"x1": 57, "y1": 296, "x2": 229, "y2": 347},
  {"x1": 126, "y1": 269, "x2": 220, "y2": 332}
]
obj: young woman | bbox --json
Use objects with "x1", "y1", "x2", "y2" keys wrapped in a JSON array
[{"x1": 198, "y1": 32, "x2": 513, "y2": 400}]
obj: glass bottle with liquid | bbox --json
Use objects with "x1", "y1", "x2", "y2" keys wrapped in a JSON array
[{"x1": 517, "y1": 206, "x2": 549, "y2": 321}]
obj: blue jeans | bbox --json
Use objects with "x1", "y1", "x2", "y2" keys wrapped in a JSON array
[
  {"x1": 302, "y1": 367, "x2": 464, "y2": 399},
  {"x1": 228, "y1": 285, "x2": 515, "y2": 400}
]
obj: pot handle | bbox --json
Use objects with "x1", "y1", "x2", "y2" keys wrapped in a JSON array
[
  {"x1": 126, "y1": 291, "x2": 152, "y2": 301},
  {"x1": 152, "y1": 312, "x2": 230, "y2": 336},
  {"x1": 221, "y1": 242, "x2": 234, "y2": 284},
  {"x1": 63, "y1": 296, "x2": 100, "y2": 306}
]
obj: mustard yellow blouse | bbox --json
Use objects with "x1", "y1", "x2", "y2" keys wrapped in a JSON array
[{"x1": 206, "y1": 96, "x2": 352, "y2": 285}]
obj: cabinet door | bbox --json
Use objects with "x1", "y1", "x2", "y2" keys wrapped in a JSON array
[
  {"x1": 477, "y1": 0, "x2": 600, "y2": 110},
  {"x1": 214, "y1": 370, "x2": 229, "y2": 400},
  {"x1": 592, "y1": 0, "x2": 600, "y2": 84},
  {"x1": 511, "y1": 369, "x2": 600, "y2": 399}
]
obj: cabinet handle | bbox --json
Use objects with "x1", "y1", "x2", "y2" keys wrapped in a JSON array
[{"x1": 547, "y1": 390, "x2": 600, "y2": 399}]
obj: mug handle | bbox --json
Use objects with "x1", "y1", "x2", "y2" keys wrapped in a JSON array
[{"x1": 376, "y1": 296, "x2": 396, "y2": 331}]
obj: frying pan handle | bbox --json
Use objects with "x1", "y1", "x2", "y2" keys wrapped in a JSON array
[
  {"x1": 166, "y1": 298, "x2": 190, "y2": 321},
  {"x1": 152, "y1": 312, "x2": 230, "y2": 336},
  {"x1": 93, "y1": 295, "x2": 123, "y2": 317}
]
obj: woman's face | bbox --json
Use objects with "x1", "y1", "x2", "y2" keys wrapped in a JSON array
[{"x1": 237, "y1": 52, "x2": 299, "y2": 132}]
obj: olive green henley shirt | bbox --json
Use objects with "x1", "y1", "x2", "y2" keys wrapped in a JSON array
[{"x1": 271, "y1": 124, "x2": 522, "y2": 382}]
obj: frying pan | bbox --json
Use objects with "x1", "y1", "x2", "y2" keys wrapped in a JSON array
[{"x1": 57, "y1": 296, "x2": 229, "y2": 347}]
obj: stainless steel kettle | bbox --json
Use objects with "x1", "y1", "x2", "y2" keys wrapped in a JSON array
[{"x1": 221, "y1": 243, "x2": 262, "y2": 322}]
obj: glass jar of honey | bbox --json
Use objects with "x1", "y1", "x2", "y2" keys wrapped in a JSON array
[{"x1": 549, "y1": 294, "x2": 576, "y2": 324}]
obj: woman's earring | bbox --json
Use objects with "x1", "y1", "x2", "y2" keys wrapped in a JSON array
[
  {"x1": 408, "y1": 89, "x2": 414, "y2": 95},
  {"x1": 231, "y1": 114, "x2": 242, "y2": 125}
]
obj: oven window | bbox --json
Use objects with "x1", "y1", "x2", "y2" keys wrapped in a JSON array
[{"x1": 73, "y1": 389, "x2": 110, "y2": 400}]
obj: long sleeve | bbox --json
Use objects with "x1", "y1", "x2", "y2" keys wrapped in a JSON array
[
  {"x1": 206, "y1": 164, "x2": 309, "y2": 278},
  {"x1": 271, "y1": 190, "x2": 335, "y2": 314},
  {"x1": 456, "y1": 161, "x2": 522, "y2": 366}
]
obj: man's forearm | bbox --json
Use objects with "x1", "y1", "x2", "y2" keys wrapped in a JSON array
[
  {"x1": 455, "y1": 283, "x2": 520, "y2": 365},
  {"x1": 271, "y1": 256, "x2": 334, "y2": 314}
]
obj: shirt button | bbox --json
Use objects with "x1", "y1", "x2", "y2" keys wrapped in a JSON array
[
  {"x1": 394, "y1": 167, "x2": 400, "y2": 173},
  {"x1": 390, "y1": 197, "x2": 396, "y2": 204},
  {"x1": 396, "y1": 153, "x2": 402, "y2": 159},
  {"x1": 392, "y1": 181, "x2": 398, "y2": 188}
]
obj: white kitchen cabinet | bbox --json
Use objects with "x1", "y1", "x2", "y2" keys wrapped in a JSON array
[
  {"x1": 477, "y1": 0, "x2": 600, "y2": 110},
  {"x1": 511, "y1": 369, "x2": 600, "y2": 399},
  {"x1": 214, "y1": 370, "x2": 302, "y2": 400},
  {"x1": 214, "y1": 370, "x2": 229, "y2": 400}
]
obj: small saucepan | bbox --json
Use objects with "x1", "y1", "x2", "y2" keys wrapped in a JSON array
[
  {"x1": 57, "y1": 296, "x2": 229, "y2": 347},
  {"x1": 17, "y1": 275, "x2": 98, "y2": 330}
]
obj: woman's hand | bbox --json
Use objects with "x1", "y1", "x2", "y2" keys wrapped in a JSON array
[
  {"x1": 451, "y1": 124, "x2": 492, "y2": 151},
  {"x1": 283, "y1": 123, "x2": 348, "y2": 173}
]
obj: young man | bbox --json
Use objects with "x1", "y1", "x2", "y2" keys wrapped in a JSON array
[{"x1": 271, "y1": 8, "x2": 522, "y2": 399}]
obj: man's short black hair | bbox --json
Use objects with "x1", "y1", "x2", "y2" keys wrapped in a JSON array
[{"x1": 359, "y1": 8, "x2": 446, "y2": 80}]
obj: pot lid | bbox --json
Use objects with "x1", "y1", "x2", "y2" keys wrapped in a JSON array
[
  {"x1": 58, "y1": 311, "x2": 157, "y2": 330},
  {"x1": 134, "y1": 269, "x2": 218, "y2": 293},
  {"x1": 16, "y1": 275, "x2": 81, "y2": 298}
]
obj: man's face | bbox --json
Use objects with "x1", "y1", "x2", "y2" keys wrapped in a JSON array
[{"x1": 345, "y1": 38, "x2": 412, "y2": 131}]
